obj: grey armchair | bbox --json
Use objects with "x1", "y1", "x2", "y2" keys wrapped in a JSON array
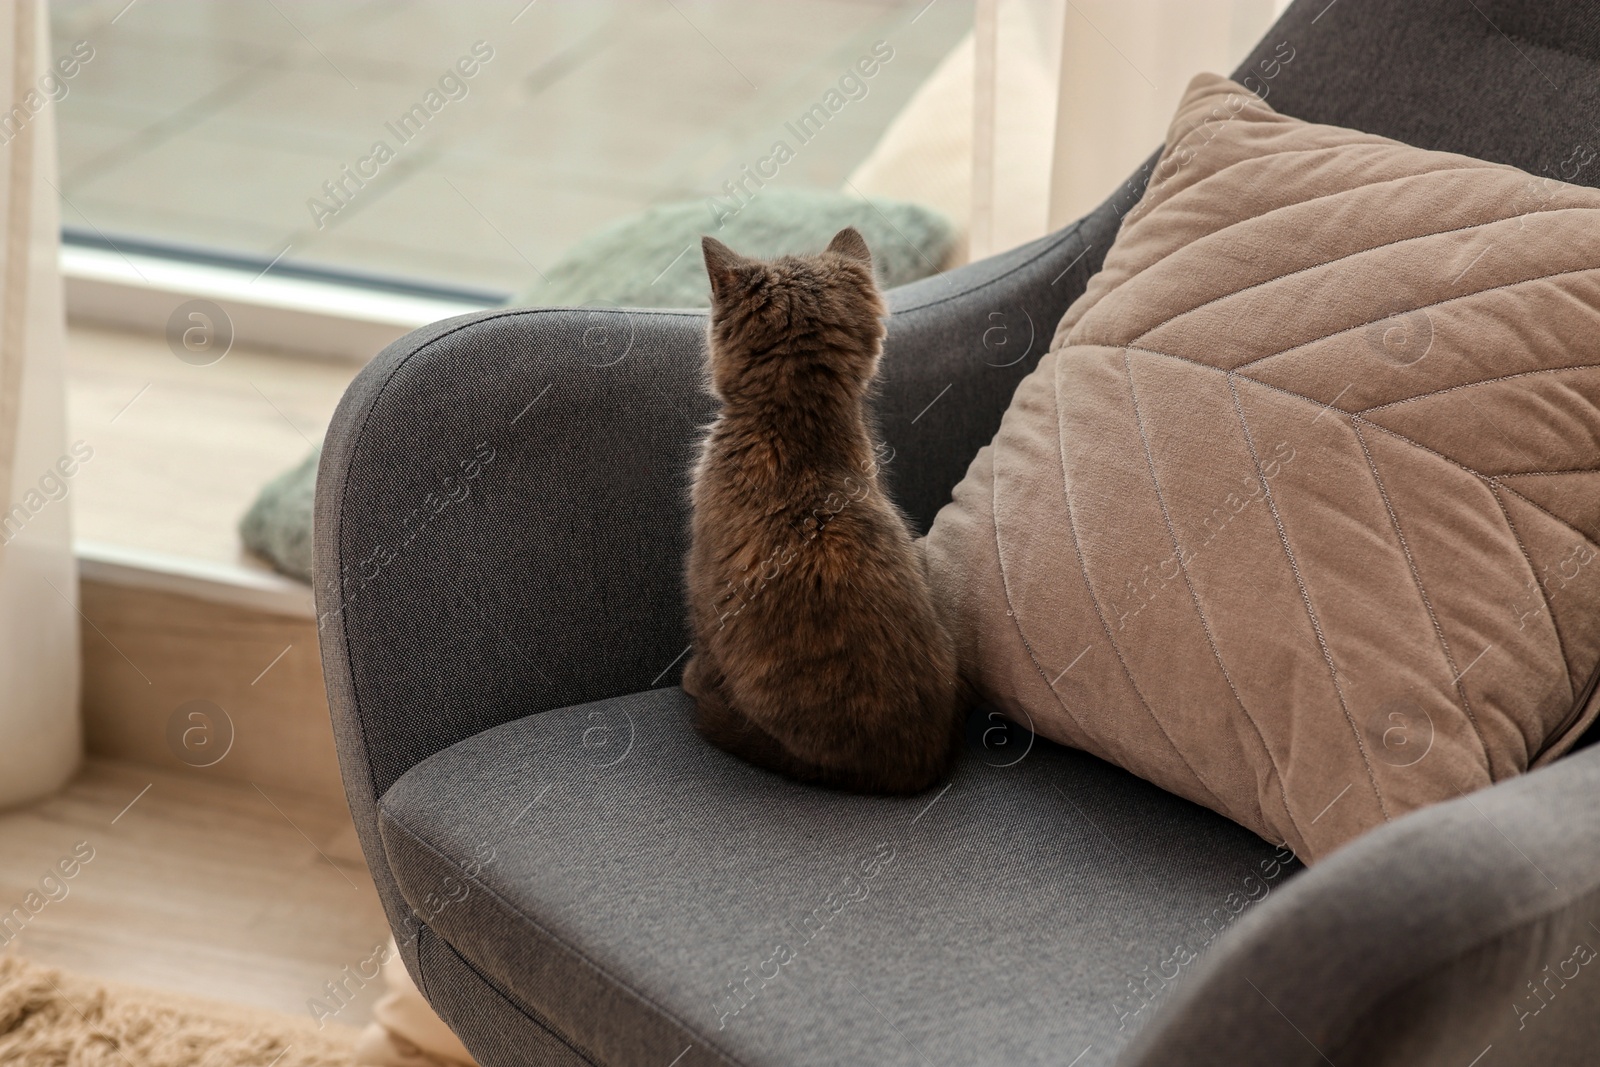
[{"x1": 315, "y1": 1, "x2": 1600, "y2": 1063}]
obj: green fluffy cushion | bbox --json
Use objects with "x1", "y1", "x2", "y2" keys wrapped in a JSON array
[
  {"x1": 519, "y1": 189, "x2": 953, "y2": 308},
  {"x1": 239, "y1": 448, "x2": 318, "y2": 582},
  {"x1": 242, "y1": 190, "x2": 952, "y2": 582}
]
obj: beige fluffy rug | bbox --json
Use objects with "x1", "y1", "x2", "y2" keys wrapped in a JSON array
[{"x1": 0, "y1": 954, "x2": 356, "y2": 1066}]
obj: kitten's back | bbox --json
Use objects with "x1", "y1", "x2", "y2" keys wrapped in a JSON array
[{"x1": 682, "y1": 228, "x2": 963, "y2": 794}]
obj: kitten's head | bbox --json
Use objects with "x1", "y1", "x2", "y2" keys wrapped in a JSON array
[{"x1": 700, "y1": 227, "x2": 887, "y2": 404}]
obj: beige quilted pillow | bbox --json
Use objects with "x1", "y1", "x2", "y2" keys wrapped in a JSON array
[{"x1": 924, "y1": 73, "x2": 1600, "y2": 863}]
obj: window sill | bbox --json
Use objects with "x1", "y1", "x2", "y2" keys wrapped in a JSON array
[
  {"x1": 78, "y1": 540, "x2": 312, "y2": 620},
  {"x1": 62, "y1": 239, "x2": 496, "y2": 364}
]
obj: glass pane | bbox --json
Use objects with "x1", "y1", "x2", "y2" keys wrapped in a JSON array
[{"x1": 50, "y1": 0, "x2": 973, "y2": 299}]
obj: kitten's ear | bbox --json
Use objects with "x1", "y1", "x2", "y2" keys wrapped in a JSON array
[
  {"x1": 826, "y1": 226, "x2": 872, "y2": 267},
  {"x1": 702, "y1": 236, "x2": 749, "y2": 303}
]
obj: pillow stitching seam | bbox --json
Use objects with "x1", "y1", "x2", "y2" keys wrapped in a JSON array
[
  {"x1": 1232, "y1": 265, "x2": 1600, "y2": 373},
  {"x1": 1119, "y1": 347, "x2": 1300, "y2": 848},
  {"x1": 1354, "y1": 417, "x2": 1600, "y2": 549},
  {"x1": 1499, "y1": 466, "x2": 1600, "y2": 478},
  {"x1": 1486, "y1": 482, "x2": 1578, "y2": 705},
  {"x1": 1126, "y1": 179, "x2": 1556, "y2": 345},
  {"x1": 1119, "y1": 342, "x2": 1600, "y2": 546},
  {"x1": 1126, "y1": 142, "x2": 1478, "y2": 244},
  {"x1": 1498, "y1": 480, "x2": 1600, "y2": 545},
  {"x1": 1120, "y1": 345, "x2": 1597, "y2": 705},
  {"x1": 1349, "y1": 418, "x2": 1495, "y2": 771},
  {"x1": 1226, "y1": 371, "x2": 1393, "y2": 824},
  {"x1": 985, "y1": 430, "x2": 1100, "y2": 746},
  {"x1": 1358, "y1": 363, "x2": 1600, "y2": 415},
  {"x1": 982, "y1": 353, "x2": 1147, "y2": 763},
  {"x1": 1043, "y1": 356, "x2": 1240, "y2": 819}
]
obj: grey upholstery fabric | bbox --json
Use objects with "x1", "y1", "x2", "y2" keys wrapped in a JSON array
[
  {"x1": 1241, "y1": 0, "x2": 1600, "y2": 184},
  {"x1": 379, "y1": 688, "x2": 1295, "y2": 1066},
  {"x1": 415, "y1": 926, "x2": 593, "y2": 1067},
  {"x1": 314, "y1": 0, "x2": 1600, "y2": 1063},
  {"x1": 312, "y1": 154, "x2": 1140, "y2": 986},
  {"x1": 1120, "y1": 745, "x2": 1600, "y2": 1067}
]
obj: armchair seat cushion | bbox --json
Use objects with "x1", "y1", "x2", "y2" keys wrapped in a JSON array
[{"x1": 377, "y1": 687, "x2": 1294, "y2": 1067}]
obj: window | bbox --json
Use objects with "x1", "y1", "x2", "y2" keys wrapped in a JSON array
[{"x1": 51, "y1": 0, "x2": 973, "y2": 298}]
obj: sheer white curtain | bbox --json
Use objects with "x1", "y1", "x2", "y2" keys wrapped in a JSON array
[
  {"x1": 847, "y1": 0, "x2": 1290, "y2": 265},
  {"x1": 0, "y1": 0, "x2": 81, "y2": 806},
  {"x1": 972, "y1": 0, "x2": 1287, "y2": 258}
]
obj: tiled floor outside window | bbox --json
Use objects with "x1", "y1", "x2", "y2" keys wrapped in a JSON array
[{"x1": 51, "y1": 0, "x2": 971, "y2": 294}]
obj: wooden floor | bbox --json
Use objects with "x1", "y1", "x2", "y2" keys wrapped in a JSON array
[{"x1": 0, "y1": 758, "x2": 390, "y2": 1028}]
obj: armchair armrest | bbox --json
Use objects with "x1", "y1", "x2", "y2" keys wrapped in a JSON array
[
  {"x1": 313, "y1": 169, "x2": 1150, "y2": 959},
  {"x1": 1119, "y1": 744, "x2": 1600, "y2": 1066},
  {"x1": 315, "y1": 305, "x2": 715, "y2": 955}
]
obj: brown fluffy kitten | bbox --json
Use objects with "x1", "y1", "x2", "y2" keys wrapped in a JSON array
[{"x1": 681, "y1": 227, "x2": 963, "y2": 795}]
